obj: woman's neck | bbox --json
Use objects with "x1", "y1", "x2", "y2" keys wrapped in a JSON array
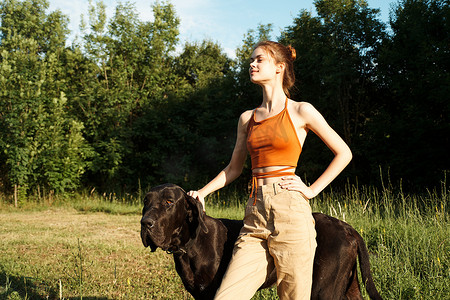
[{"x1": 261, "y1": 85, "x2": 287, "y2": 112}]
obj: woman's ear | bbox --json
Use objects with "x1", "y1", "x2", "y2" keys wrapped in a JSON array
[{"x1": 276, "y1": 62, "x2": 285, "y2": 74}]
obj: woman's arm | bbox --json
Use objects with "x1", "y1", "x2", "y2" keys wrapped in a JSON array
[
  {"x1": 280, "y1": 102, "x2": 352, "y2": 199},
  {"x1": 188, "y1": 110, "x2": 251, "y2": 207}
]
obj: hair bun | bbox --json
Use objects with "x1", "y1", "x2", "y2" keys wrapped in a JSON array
[{"x1": 287, "y1": 45, "x2": 296, "y2": 61}]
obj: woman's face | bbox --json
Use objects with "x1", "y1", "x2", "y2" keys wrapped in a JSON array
[{"x1": 249, "y1": 47, "x2": 279, "y2": 85}]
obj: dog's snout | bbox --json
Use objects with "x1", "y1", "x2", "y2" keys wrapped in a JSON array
[{"x1": 141, "y1": 217, "x2": 155, "y2": 228}]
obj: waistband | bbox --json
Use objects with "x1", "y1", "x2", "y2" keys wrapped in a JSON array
[
  {"x1": 250, "y1": 166, "x2": 295, "y2": 205},
  {"x1": 255, "y1": 180, "x2": 289, "y2": 196}
]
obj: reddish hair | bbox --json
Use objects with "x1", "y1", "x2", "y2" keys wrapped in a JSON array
[{"x1": 254, "y1": 41, "x2": 296, "y2": 97}]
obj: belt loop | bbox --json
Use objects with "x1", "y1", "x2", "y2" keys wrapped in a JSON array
[{"x1": 273, "y1": 182, "x2": 277, "y2": 195}]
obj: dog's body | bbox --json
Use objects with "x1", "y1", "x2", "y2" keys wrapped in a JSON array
[{"x1": 141, "y1": 183, "x2": 382, "y2": 300}]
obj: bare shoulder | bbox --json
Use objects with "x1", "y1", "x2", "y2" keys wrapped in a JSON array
[
  {"x1": 288, "y1": 100, "x2": 324, "y2": 125},
  {"x1": 239, "y1": 109, "x2": 254, "y2": 127},
  {"x1": 290, "y1": 100, "x2": 319, "y2": 115}
]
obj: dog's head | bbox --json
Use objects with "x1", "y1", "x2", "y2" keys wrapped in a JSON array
[{"x1": 140, "y1": 183, "x2": 208, "y2": 253}]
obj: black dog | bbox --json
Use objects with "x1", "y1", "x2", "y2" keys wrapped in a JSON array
[{"x1": 141, "y1": 183, "x2": 382, "y2": 299}]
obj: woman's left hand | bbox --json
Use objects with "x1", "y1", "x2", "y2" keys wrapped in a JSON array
[{"x1": 279, "y1": 175, "x2": 316, "y2": 200}]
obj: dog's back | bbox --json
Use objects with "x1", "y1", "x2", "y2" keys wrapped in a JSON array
[
  {"x1": 218, "y1": 214, "x2": 381, "y2": 299},
  {"x1": 141, "y1": 184, "x2": 382, "y2": 299}
]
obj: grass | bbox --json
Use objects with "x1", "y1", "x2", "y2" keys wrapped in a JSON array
[
  {"x1": 0, "y1": 181, "x2": 448, "y2": 299},
  {"x1": 0, "y1": 208, "x2": 190, "y2": 299}
]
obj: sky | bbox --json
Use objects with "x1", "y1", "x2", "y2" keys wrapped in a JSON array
[{"x1": 48, "y1": 0, "x2": 394, "y2": 58}]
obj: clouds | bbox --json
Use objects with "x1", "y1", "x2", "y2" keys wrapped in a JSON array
[
  {"x1": 170, "y1": 0, "x2": 217, "y2": 38},
  {"x1": 47, "y1": 0, "x2": 390, "y2": 59}
]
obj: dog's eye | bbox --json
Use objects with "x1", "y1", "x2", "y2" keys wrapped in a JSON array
[{"x1": 165, "y1": 200, "x2": 174, "y2": 206}]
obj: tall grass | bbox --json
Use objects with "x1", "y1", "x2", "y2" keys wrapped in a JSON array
[
  {"x1": 308, "y1": 178, "x2": 449, "y2": 299},
  {"x1": 0, "y1": 179, "x2": 448, "y2": 299},
  {"x1": 206, "y1": 177, "x2": 449, "y2": 299},
  {"x1": 0, "y1": 188, "x2": 143, "y2": 215}
]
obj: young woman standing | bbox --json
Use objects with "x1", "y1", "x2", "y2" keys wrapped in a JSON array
[{"x1": 188, "y1": 41, "x2": 352, "y2": 299}]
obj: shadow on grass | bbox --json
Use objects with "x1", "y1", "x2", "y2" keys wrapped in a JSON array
[
  {"x1": 0, "y1": 271, "x2": 110, "y2": 300},
  {"x1": 0, "y1": 270, "x2": 56, "y2": 299},
  {"x1": 0, "y1": 271, "x2": 50, "y2": 300}
]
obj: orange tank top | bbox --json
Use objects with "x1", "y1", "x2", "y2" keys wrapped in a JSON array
[{"x1": 246, "y1": 99, "x2": 302, "y2": 202}]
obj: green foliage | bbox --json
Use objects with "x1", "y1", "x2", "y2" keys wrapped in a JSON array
[
  {"x1": 128, "y1": 39, "x2": 237, "y2": 189},
  {"x1": 281, "y1": 0, "x2": 386, "y2": 184},
  {"x1": 278, "y1": 0, "x2": 449, "y2": 189},
  {"x1": 373, "y1": 0, "x2": 450, "y2": 187},
  {"x1": 234, "y1": 23, "x2": 273, "y2": 107},
  {"x1": 0, "y1": 0, "x2": 448, "y2": 198},
  {"x1": 0, "y1": 0, "x2": 91, "y2": 195},
  {"x1": 174, "y1": 40, "x2": 232, "y2": 89},
  {"x1": 70, "y1": 0, "x2": 182, "y2": 189},
  {"x1": 0, "y1": 0, "x2": 69, "y2": 52}
]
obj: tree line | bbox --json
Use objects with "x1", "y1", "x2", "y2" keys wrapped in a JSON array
[{"x1": 0, "y1": 0, "x2": 448, "y2": 201}]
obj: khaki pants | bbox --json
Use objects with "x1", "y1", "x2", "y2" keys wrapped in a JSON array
[{"x1": 214, "y1": 182, "x2": 317, "y2": 300}]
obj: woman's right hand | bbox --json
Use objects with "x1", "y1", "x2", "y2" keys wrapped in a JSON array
[{"x1": 187, "y1": 190, "x2": 205, "y2": 211}]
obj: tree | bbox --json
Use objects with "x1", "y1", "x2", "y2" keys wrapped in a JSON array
[
  {"x1": 0, "y1": 0, "x2": 90, "y2": 200},
  {"x1": 174, "y1": 40, "x2": 232, "y2": 89},
  {"x1": 130, "y1": 39, "x2": 237, "y2": 188},
  {"x1": 73, "y1": 0, "x2": 181, "y2": 190},
  {"x1": 0, "y1": 0, "x2": 69, "y2": 52},
  {"x1": 234, "y1": 24, "x2": 273, "y2": 109},
  {"x1": 375, "y1": 0, "x2": 450, "y2": 187},
  {"x1": 280, "y1": 0, "x2": 386, "y2": 184}
]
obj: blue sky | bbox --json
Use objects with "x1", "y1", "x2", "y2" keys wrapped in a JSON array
[{"x1": 48, "y1": 0, "x2": 394, "y2": 58}]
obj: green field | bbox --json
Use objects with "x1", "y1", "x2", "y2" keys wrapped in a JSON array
[{"x1": 0, "y1": 183, "x2": 448, "y2": 299}]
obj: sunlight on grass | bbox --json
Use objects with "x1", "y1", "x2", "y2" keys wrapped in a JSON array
[{"x1": 0, "y1": 181, "x2": 448, "y2": 299}]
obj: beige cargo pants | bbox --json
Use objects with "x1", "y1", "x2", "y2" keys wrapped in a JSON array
[{"x1": 214, "y1": 182, "x2": 317, "y2": 300}]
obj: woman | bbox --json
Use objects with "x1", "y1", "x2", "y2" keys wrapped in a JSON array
[{"x1": 188, "y1": 41, "x2": 352, "y2": 300}]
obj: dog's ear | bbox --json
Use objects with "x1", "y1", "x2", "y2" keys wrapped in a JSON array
[{"x1": 185, "y1": 194, "x2": 209, "y2": 234}]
